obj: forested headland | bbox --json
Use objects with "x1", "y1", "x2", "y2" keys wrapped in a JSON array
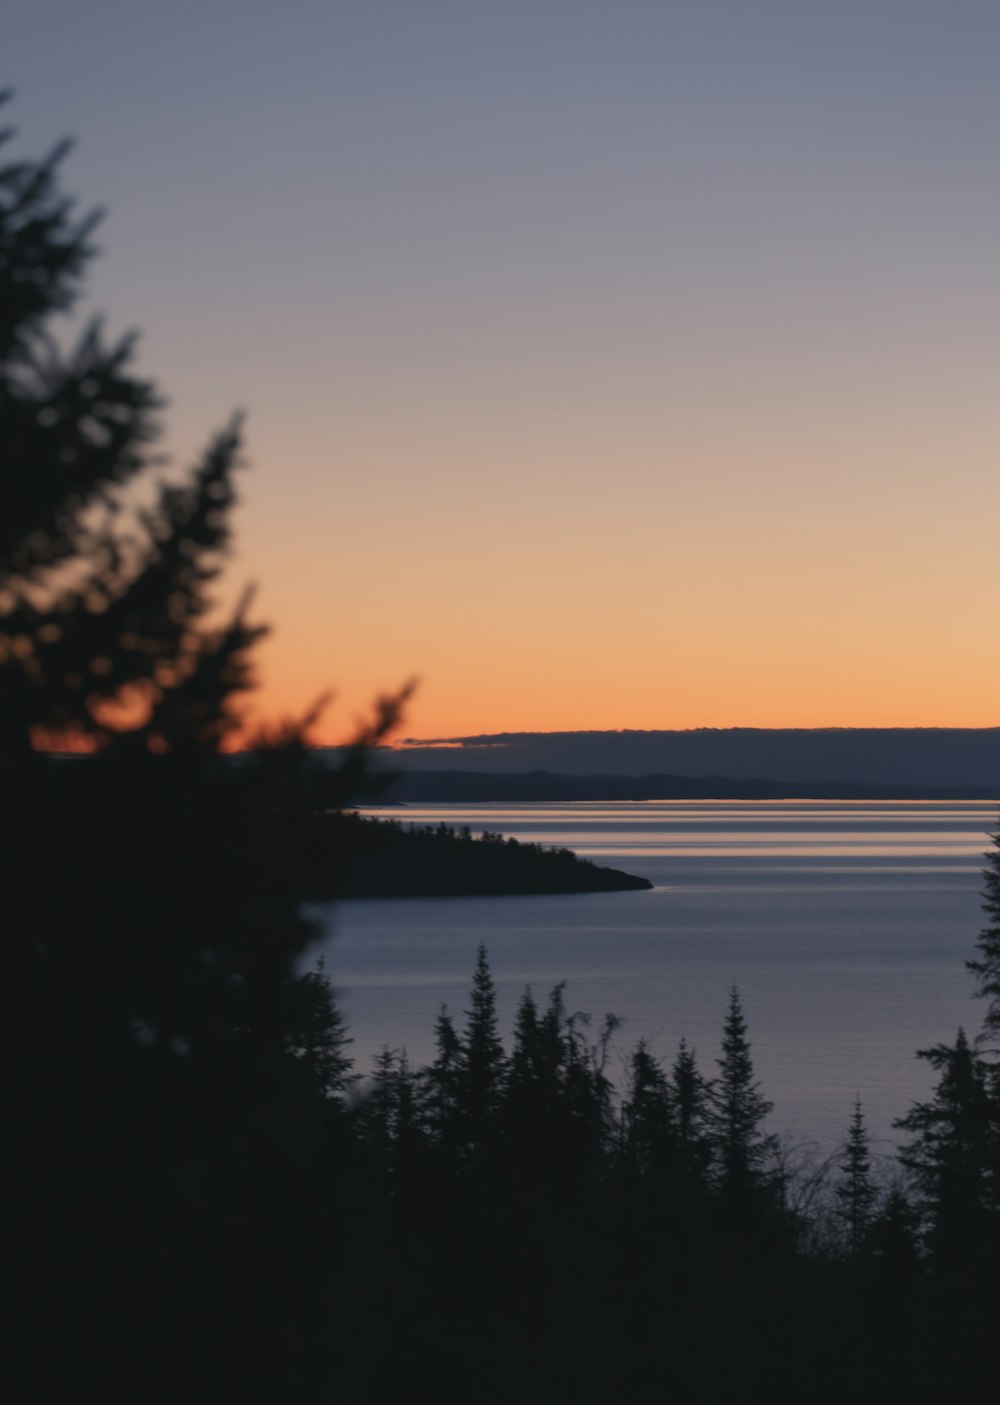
[
  {"x1": 7, "y1": 110, "x2": 1000, "y2": 1404},
  {"x1": 303, "y1": 810, "x2": 652, "y2": 896}
]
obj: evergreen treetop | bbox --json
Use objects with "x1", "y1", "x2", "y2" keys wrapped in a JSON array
[
  {"x1": 835, "y1": 1098, "x2": 878, "y2": 1255},
  {"x1": 461, "y1": 943, "x2": 508, "y2": 1143},
  {"x1": 968, "y1": 826, "x2": 1000, "y2": 1042},
  {"x1": 896, "y1": 1028, "x2": 997, "y2": 1269},
  {"x1": 712, "y1": 987, "x2": 778, "y2": 1217}
]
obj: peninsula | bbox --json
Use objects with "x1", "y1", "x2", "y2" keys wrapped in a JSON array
[{"x1": 300, "y1": 811, "x2": 652, "y2": 898}]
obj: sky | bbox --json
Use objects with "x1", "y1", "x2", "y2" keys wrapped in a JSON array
[{"x1": 7, "y1": 1, "x2": 1000, "y2": 743}]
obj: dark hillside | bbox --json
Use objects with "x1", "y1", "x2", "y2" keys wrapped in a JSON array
[{"x1": 298, "y1": 811, "x2": 653, "y2": 897}]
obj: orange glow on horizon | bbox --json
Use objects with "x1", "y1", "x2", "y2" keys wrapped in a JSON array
[
  {"x1": 220, "y1": 372, "x2": 1000, "y2": 749},
  {"x1": 14, "y1": 3, "x2": 999, "y2": 757}
]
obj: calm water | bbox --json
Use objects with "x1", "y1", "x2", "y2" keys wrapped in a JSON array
[{"x1": 312, "y1": 801, "x2": 999, "y2": 1155}]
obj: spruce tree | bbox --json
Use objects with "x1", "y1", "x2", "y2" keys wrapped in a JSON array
[
  {"x1": 502, "y1": 980, "x2": 618, "y2": 1196},
  {"x1": 711, "y1": 987, "x2": 778, "y2": 1220},
  {"x1": 509, "y1": 985, "x2": 542, "y2": 1095},
  {"x1": 867, "y1": 1186, "x2": 922, "y2": 1282},
  {"x1": 501, "y1": 986, "x2": 548, "y2": 1189},
  {"x1": 622, "y1": 1039, "x2": 674, "y2": 1179},
  {"x1": 563, "y1": 1005, "x2": 620, "y2": 1170},
  {"x1": 1, "y1": 102, "x2": 399, "y2": 1401},
  {"x1": 282, "y1": 956, "x2": 355, "y2": 1107},
  {"x1": 365, "y1": 1046, "x2": 424, "y2": 1195},
  {"x1": 460, "y1": 944, "x2": 508, "y2": 1153},
  {"x1": 425, "y1": 1004, "x2": 464, "y2": 1159},
  {"x1": 968, "y1": 823, "x2": 1000, "y2": 1041},
  {"x1": 835, "y1": 1098, "x2": 878, "y2": 1256},
  {"x1": 896, "y1": 1028, "x2": 996, "y2": 1272},
  {"x1": 670, "y1": 1037, "x2": 715, "y2": 1190}
]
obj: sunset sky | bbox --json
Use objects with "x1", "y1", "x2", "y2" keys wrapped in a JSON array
[{"x1": 8, "y1": 2, "x2": 999, "y2": 743}]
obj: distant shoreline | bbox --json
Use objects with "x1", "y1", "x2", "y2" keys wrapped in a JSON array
[
  {"x1": 304, "y1": 811, "x2": 653, "y2": 898},
  {"x1": 366, "y1": 769, "x2": 1000, "y2": 804},
  {"x1": 336, "y1": 726, "x2": 1000, "y2": 791}
]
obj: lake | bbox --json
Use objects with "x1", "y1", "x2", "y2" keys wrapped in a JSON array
[{"x1": 312, "y1": 800, "x2": 999, "y2": 1157}]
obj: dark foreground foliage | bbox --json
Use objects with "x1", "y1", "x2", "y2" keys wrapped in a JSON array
[
  {"x1": 303, "y1": 810, "x2": 653, "y2": 896},
  {"x1": 7, "y1": 106, "x2": 1000, "y2": 1405}
]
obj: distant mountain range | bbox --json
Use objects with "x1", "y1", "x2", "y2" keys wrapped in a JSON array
[{"x1": 356, "y1": 727, "x2": 1000, "y2": 792}]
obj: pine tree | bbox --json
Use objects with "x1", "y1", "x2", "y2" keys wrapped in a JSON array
[
  {"x1": 1, "y1": 102, "x2": 401, "y2": 1401},
  {"x1": 460, "y1": 944, "x2": 508, "y2": 1153},
  {"x1": 670, "y1": 1037, "x2": 715, "y2": 1189},
  {"x1": 968, "y1": 822, "x2": 1000, "y2": 1041},
  {"x1": 282, "y1": 956, "x2": 355, "y2": 1106},
  {"x1": 425, "y1": 1004, "x2": 464, "y2": 1159},
  {"x1": 2, "y1": 106, "x2": 298, "y2": 1087},
  {"x1": 835, "y1": 1099, "x2": 878, "y2": 1256},
  {"x1": 364, "y1": 1046, "x2": 424, "y2": 1194},
  {"x1": 866, "y1": 1185, "x2": 922, "y2": 1282},
  {"x1": 509, "y1": 985, "x2": 542, "y2": 1095},
  {"x1": 502, "y1": 984, "x2": 563, "y2": 1188},
  {"x1": 711, "y1": 987, "x2": 778, "y2": 1220},
  {"x1": 562, "y1": 1005, "x2": 620, "y2": 1169},
  {"x1": 896, "y1": 1028, "x2": 996, "y2": 1272},
  {"x1": 501, "y1": 980, "x2": 619, "y2": 1196},
  {"x1": 622, "y1": 1038, "x2": 674, "y2": 1178}
]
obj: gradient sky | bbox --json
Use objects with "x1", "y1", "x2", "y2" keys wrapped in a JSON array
[{"x1": 8, "y1": 2, "x2": 999, "y2": 742}]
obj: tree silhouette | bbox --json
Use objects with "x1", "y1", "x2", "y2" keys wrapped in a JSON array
[
  {"x1": 836, "y1": 1098, "x2": 878, "y2": 1256},
  {"x1": 283, "y1": 956, "x2": 356, "y2": 1106},
  {"x1": 0, "y1": 123, "x2": 257, "y2": 761},
  {"x1": 622, "y1": 1038, "x2": 674, "y2": 1179},
  {"x1": 670, "y1": 1037, "x2": 715, "y2": 1191},
  {"x1": 896, "y1": 1028, "x2": 996, "y2": 1274},
  {"x1": 968, "y1": 826, "x2": 1000, "y2": 1042},
  {"x1": 2, "y1": 101, "x2": 403, "y2": 1403},
  {"x1": 425, "y1": 1002, "x2": 464, "y2": 1159},
  {"x1": 866, "y1": 1185, "x2": 922, "y2": 1283},
  {"x1": 459, "y1": 944, "x2": 508, "y2": 1158},
  {"x1": 711, "y1": 987, "x2": 778, "y2": 1222}
]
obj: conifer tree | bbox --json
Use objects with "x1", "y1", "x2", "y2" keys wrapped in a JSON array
[
  {"x1": 504, "y1": 987, "x2": 548, "y2": 1150},
  {"x1": 968, "y1": 824, "x2": 1000, "y2": 1041},
  {"x1": 670, "y1": 1037, "x2": 715, "y2": 1189},
  {"x1": 896, "y1": 1028, "x2": 996, "y2": 1271},
  {"x1": 538, "y1": 980, "x2": 572, "y2": 1084},
  {"x1": 502, "y1": 980, "x2": 618, "y2": 1194},
  {"x1": 425, "y1": 1005, "x2": 464, "y2": 1158},
  {"x1": 867, "y1": 1186, "x2": 922, "y2": 1283},
  {"x1": 365, "y1": 1046, "x2": 423, "y2": 1193},
  {"x1": 282, "y1": 956, "x2": 355, "y2": 1106},
  {"x1": 711, "y1": 988, "x2": 778, "y2": 1219},
  {"x1": 460, "y1": 944, "x2": 508, "y2": 1152},
  {"x1": 509, "y1": 986, "x2": 542, "y2": 1095},
  {"x1": 563, "y1": 1005, "x2": 620, "y2": 1167},
  {"x1": 835, "y1": 1098, "x2": 878, "y2": 1256},
  {"x1": 622, "y1": 1039, "x2": 674, "y2": 1179},
  {"x1": 0, "y1": 106, "x2": 343, "y2": 1087},
  {"x1": 1, "y1": 103, "x2": 401, "y2": 1401}
]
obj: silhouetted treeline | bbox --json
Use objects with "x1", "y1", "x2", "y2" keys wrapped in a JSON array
[
  {"x1": 32, "y1": 935, "x2": 991, "y2": 1405},
  {"x1": 362, "y1": 765, "x2": 1000, "y2": 802},
  {"x1": 299, "y1": 810, "x2": 652, "y2": 896},
  {"x1": 235, "y1": 947, "x2": 1000, "y2": 1403}
]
